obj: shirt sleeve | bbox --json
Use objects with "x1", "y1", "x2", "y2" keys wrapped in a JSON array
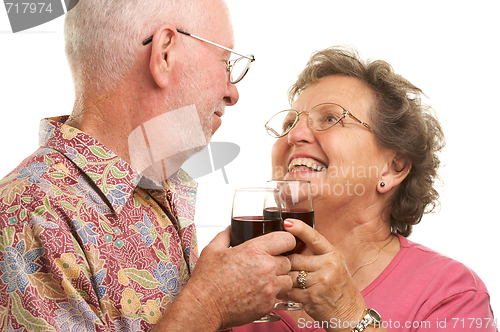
[
  {"x1": 0, "y1": 211, "x2": 113, "y2": 331},
  {"x1": 419, "y1": 290, "x2": 498, "y2": 332}
]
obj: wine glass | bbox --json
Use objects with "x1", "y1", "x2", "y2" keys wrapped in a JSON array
[
  {"x1": 267, "y1": 180, "x2": 314, "y2": 311},
  {"x1": 230, "y1": 187, "x2": 283, "y2": 323}
]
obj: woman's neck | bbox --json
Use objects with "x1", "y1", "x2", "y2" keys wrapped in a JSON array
[{"x1": 312, "y1": 201, "x2": 399, "y2": 289}]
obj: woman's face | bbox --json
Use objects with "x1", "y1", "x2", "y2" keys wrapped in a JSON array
[{"x1": 271, "y1": 75, "x2": 394, "y2": 209}]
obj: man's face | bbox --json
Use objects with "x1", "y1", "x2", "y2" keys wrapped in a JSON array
[
  {"x1": 130, "y1": 0, "x2": 241, "y2": 183},
  {"x1": 175, "y1": 53, "x2": 229, "y2": 142},
  {"x1": 176, "y1": 1, "x2": 239, "y2": 142}
]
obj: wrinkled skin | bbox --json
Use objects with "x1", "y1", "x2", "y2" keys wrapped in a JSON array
[
  {"x1": 280, "y1": 219, "x2": 367, "y2": 331},
  {"x1": 152, "y1": 228, "x2": 296, "y2": 331}
]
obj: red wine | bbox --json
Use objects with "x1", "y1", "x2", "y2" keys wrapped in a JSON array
[
  {"x1": 264, "y1": 208, "x2": 314, "y2": 255},
  {"x1": 282, "y1": 209, "x2": 314, "y2": 255},
  {"x1": 230, "y1": 215, "x2": 283, "y2": 247}
]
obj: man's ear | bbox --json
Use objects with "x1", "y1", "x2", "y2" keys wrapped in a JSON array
[
  {"x1": 149, "y1": 24, "x2": 179, "y2": 88},
  {"x1": 378, "y1": 153, "x2": 412, "y2": 193}
]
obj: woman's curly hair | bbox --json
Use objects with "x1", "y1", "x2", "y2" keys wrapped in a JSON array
[{"x1": 289, "y1": 46, "x2": 445, "y2": 237}]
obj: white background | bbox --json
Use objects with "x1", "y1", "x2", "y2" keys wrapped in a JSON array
[{"x1": 1, "y1": 0, "x2": 499, "y2": 315}]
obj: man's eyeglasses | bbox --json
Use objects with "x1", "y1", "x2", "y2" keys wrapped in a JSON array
[
  {"x1": 142, "y1": 29, "x2": 255, "y2": 84},
  {"x1": 265, "y1": 102, "x2": 372, "y2": 138}
]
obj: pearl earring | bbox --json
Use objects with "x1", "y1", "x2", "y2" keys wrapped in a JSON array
[{"x1": 380, "y1": 182, "x2": 385, "y2": 187}]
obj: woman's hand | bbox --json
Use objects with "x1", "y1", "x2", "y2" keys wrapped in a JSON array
[{"x1": 281, "y1": 219, "x2": 366, "y2": 330}]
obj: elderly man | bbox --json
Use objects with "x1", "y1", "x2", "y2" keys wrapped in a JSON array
[{"x1": 0, "y1": 0, "x2": 294, "y2": 331}]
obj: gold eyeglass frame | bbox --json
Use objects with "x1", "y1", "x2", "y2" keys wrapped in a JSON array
[{"x1": 265, "y1": 102, "x2": 372, "y2": 138}]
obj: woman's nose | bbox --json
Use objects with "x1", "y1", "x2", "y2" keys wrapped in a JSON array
[{"x1": 287, "y1": 113, "x2": 315, "y2": 145}]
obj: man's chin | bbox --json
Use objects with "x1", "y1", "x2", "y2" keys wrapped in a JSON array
[
  {"x1": 213, "y1": 113, "x2": 222, "y2": 133},
  {"x1": 205, "y1": 118, "x2": 220, "y2": 140}
]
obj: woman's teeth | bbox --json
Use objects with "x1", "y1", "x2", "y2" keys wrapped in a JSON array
[{"x1": 288, "y1": 158, "x2": 327, "y2": 172}]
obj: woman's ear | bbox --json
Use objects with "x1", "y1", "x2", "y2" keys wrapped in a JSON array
[
  {"x1": 378, "y1": 154, "x2": 411, "y2": 194},
  {"x1": 149, "y1": 24, "x2": 179, "y2": 88}
]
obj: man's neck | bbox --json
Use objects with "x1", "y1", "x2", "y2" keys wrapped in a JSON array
[{"x1": 65, "y1": 88, "x2": 137, "y2": 164}]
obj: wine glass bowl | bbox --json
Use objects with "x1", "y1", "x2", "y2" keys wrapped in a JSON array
[
  {"x1": 230, "y1": 187, "x2": 283, "y2": 247},
  {"x1": 267, "y1": 180, "x2": 314, "y2": 255},
  {"x1": 230, "y1": 187, "x2": 283, "y2": 323},
  {"x1": 267, "y1": 180, "x2": 314, "y2": 311}
]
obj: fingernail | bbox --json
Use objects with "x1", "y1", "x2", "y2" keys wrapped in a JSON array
[{"x1": 283, "y1": 219, "x2": 294, "y2": 228}]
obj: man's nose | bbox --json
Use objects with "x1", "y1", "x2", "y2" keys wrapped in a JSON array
[{"x1": 224, "y1": 82, "x2": 239, "y2": 106}]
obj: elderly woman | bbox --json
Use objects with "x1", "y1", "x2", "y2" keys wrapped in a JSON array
[{"x1": 234, "y1": 47, "x2": 496, "y2": 332}]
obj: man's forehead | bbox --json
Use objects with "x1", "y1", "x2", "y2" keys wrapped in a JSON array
[{"x1": 202, "y1": 0, "x2": 235, "y2": 46}]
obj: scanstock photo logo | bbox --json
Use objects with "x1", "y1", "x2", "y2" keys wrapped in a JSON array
[
  {"x1": 182, "y1": 142, "x2": 240, "y2": 184},
  {"x1": 4, "y1": 0, "x2": 78, "y2": 32}
]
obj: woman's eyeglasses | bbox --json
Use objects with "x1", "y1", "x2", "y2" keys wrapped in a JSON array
[{"x1": 265, "y1": 102, "x2": 372, "y2": 138}]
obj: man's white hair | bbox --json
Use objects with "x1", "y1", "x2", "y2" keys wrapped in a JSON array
[{"x1": 64, "y1": 0, "x2": 206, "y2": 92}]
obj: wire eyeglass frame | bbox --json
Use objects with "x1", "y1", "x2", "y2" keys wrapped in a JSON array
[
  {"x1": 265, "y1": 102, "x2": 372, "y2": 138},
  {"x1": 142, "y1": 29, "x2": 255, "y2": 84}
]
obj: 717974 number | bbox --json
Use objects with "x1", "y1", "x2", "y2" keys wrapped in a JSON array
[
  {"x1": 452, "y1": 318, "x2": 498, "y2": 329},
  {"x1": 5, "y1": 3, "x2": 53, "y2": 14}
]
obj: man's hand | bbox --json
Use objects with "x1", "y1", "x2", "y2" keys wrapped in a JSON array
[
  {"x1": 194, "y1": 227, "x2": 295, "y2": 328},
  {"x1": 153, "y1": 227, "x2": 295, "y2": 331}
]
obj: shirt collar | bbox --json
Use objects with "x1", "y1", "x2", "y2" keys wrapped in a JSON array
[
  {"x1": 39, "y1": 116, "x2": 141, "y2": 214},
  {"x1": 39, "y1": 116, "x2": 198, "y2": 215}
]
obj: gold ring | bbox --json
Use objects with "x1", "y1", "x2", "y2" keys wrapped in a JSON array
[{"x1": 297, "y1": 270, "x2": 308, "y2": 289}]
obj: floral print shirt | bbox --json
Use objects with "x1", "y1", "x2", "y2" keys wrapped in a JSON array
[{"x1": 0, "y1": 116, "x2": 199, "y2": 331}]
